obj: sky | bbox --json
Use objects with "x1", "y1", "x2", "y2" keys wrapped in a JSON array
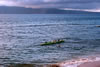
[{"x1": 0, "y1": 0, "x2": 100, "y2": 12}]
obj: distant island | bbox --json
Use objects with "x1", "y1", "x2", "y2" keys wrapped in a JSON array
[{"x1": 0, "y1": 6, "x2": 100, "y2": 14}]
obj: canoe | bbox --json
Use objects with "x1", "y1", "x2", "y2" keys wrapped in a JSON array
[
  {"x1": 96, "y1": 25, "x2": 100, "y2": 27},
  {"x1": 40, "y1": 40, "x2": 64, "y2": 46}
]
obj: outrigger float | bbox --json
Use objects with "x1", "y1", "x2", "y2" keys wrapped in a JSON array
[{"x1": 40, "y1": 39, "x2": 65, "y2": 46}]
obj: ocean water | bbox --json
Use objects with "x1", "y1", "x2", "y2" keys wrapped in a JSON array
[{"x1": 0, "y1": 14, "x2": 100, "y2": 65}]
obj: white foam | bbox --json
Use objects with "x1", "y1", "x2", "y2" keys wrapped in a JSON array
[{"x1": 58, "y1": 56, "x2": 100, "y2": 67}]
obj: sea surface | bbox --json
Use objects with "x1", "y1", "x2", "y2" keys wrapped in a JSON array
[{"x1": 0, "y1": 14, "x2": 100, "y2": 65}]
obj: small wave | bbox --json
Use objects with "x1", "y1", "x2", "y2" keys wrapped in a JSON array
[
  {"x1": 0, "y1": 24, "x2": 98, "y2": 28},
  {"x1": 15, "y1": 24, "x2": 99, "y2": 27},
  {"x1": 58, "y1": 56, "x2": 100, "y2": 67}
]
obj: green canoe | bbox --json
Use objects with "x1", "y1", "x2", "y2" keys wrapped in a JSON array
[{"x1": 40, "y1": 40, "x2": 65, "y2": 46}]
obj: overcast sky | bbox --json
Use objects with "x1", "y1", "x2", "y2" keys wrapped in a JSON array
[{"x1": 0, "y1": 0, "x2": 100, "y2": 12}]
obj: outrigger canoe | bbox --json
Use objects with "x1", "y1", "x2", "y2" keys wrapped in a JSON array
[{"x1": 40, "y1": 40, "x2": 65, "y2": 46}]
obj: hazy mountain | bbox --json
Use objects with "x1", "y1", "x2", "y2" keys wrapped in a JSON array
[{"x1": 0, "y1": 6, "x2": 100, "y2": 14}]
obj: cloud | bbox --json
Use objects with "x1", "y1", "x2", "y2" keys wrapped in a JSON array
[{"x1": 0, "y1": 0, "x2": 100, "y2": 11}]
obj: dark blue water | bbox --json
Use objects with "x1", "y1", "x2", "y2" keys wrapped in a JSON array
[{"x1": 0, "y1": 14, "x2": 100, "y2": 64}]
